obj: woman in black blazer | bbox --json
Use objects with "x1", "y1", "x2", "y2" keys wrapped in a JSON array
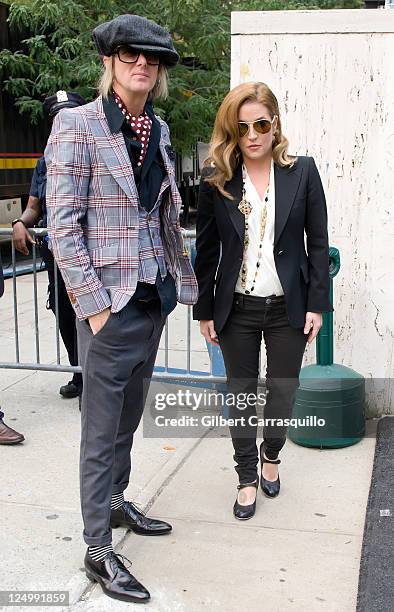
[{"x1": 193, "y1": 82, "x2": 333, "y2": 520}]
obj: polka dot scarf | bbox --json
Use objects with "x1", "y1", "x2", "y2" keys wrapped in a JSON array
[{"x1": 113, "y1": 90, "x2": 152, "y2": 167}]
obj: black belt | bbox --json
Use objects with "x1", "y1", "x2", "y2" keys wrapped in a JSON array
[{"x1": 233, "y1": 292, "x2": 285, "y2": 305}]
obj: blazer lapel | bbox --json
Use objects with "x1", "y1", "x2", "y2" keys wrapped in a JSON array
[
  {"x1": 159, "y1": 137, "x2": 179, "y2": 214},
  {"x1": 221, "y1": 161, "x2": 244, "y2": 243},
  {"x1": 273, "y1": 162, "x2": 303, "y2": 246},
  {"x1": 159, "y1": 139, "x2": 176, "y2": 182},
  {"x1": 89, "y1": 97, "x2": 138, "y2": 204}
]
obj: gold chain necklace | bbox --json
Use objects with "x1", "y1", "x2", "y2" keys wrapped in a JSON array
[{"x1": 238, "y1": 164, "x2": 269, "y2": 293}]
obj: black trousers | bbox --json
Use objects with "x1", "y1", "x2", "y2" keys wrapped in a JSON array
[
  {"x1": 40, "y1": 241, "x2": 82, "y2": 387},
  {"x1": 218, "y1": 293, "x2": 307, "y2": 484}
]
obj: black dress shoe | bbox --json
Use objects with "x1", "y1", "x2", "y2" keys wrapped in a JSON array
[
  {"x1": 260, "y1": 444, "x2": 281, "y2": 498},
  {"x1": 84, "y1": 549, "x2": 150, "y2": 604},
  {"x1": 110, "y1": 501, "x2": 172, "y2": 535},
  {"x1": 233, "y1": 477, "x2": 259, "y2": 520},
  {"x1": 59, "y1": 380, "x2": 82, "y2": 399}
]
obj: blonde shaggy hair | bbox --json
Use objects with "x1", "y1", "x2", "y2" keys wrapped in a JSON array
[
  {"x1": 205, "y1": 82, "x2": 297, "y2": 198},
  {"x1": 98, "y1": 56, "x2": 169, "y2": 100}
]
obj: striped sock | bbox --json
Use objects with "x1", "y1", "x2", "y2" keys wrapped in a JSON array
[
  {"x1": 88, "y1": 544, "x2": 113, "y2": 562},
  {"x1": 87, "y1": 493, "x2": 124, "y2": 561},
  {"x1": 110, "y1": 491, "x2": 124, "y2": 510}
]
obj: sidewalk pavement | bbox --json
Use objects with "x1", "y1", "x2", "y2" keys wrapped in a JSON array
[{"x1": 0, "y1": 273, "x2": 378, "y2": 611}]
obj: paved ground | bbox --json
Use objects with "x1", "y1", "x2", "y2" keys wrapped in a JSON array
[{"x1": 0, "y1": 273, "x2": 379, "y2": 611}]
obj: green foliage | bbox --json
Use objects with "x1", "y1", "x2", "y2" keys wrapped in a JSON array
[
  {"x1": 1, "y1": 0, "x2": 364, "y2": 153},
  {"x1": 230, "y1": 0, "x2": 363, "y2": 7}
]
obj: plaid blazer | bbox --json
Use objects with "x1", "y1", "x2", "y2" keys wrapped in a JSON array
[{"x1": 45, "y1": 96, "x2": 198, "y2": 320}]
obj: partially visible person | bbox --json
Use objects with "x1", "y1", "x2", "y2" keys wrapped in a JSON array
[
  {"x1": 0, "y1": 250, "x2": 25, "y2": 444},
  {"x1": 46, "y1": 14, "x2": 198, "y2": 605},
  {"x1": 12, "y1": 91, "x2": 86, "y2": 400}
]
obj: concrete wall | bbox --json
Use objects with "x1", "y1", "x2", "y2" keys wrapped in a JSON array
[{"x1": 231, "y1": 9, "x2": 394, "y2": 415}]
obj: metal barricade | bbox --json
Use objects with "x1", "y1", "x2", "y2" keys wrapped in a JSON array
[{"x1": 0, "y1": 227, "x2": 226, "y2": 385}]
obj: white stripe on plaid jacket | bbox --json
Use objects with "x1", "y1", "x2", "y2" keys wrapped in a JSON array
[{"x1": 45, "y1": 96, "x2": 198, "y2": 320}]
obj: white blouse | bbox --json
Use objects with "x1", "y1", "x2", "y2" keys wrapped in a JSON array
[{"x1": 235, "y1": 160, "x2": 284, "y2": 297}]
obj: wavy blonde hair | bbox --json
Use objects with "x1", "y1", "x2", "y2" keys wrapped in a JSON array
[
  {"x1": 97, "y1": 56, "x2": 169, "y2": 100},
  {"x1": 204, "y1": 82, "x2": 297, "y2": 197}
]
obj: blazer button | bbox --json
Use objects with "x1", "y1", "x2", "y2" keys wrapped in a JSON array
[{"x1": 278, "y1": 250, "x2": 284, "y2": 256}]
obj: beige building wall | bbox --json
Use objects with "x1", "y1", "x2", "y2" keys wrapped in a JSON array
[{"x1": 231, "y1": 9, "x2": 394, "y2": 415}]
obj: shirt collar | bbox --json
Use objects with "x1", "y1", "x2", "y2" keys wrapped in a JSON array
[
  {"x1": 103, "y1": 93, "x2": 155, "y2": 134},
  {"x1": 244, "y1": 158, "x2": 275, "y2": 200},
  {"x1": 244, "y1": 159, "x2": 274, "y2": 182}
]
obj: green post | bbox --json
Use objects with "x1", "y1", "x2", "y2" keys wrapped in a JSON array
[
  {"x1": 288, "y1": 246, "x2": 365, "y2": 448},
  {"x1": 316, "y1": 247, "x2": 340, "y2": 366}
]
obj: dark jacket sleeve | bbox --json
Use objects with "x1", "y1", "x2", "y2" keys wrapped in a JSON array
[
  {"x1": 305, "y1": 157, "x2": 334, "y2": 313},
  {"x1": 192, "y1": 169, "x2": 221, "y2": 321},
  {"x1": 0, "y1": 251, "x2": 4, "y2": 298},
  {"x1": 29, "y1": 163, "x2": 40, "y2": 198}
]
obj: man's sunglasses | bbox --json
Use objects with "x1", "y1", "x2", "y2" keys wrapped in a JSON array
[
  {"x1": 238, "y1": 116, "x2": 276, "y2": 138},
  {"x1": 113, "y1": 45, "x2": 160, "y2": 66}
]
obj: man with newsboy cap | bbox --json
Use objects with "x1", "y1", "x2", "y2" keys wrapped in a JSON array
[{"x1": 45, "y1": 14, "x2": 198, "y2": 604}]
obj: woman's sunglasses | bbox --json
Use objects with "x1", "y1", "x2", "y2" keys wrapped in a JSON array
[{"x1": 238, "y1": 116, "x2": 276, "y2": 138}]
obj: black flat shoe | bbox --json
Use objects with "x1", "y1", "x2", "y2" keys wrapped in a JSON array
[
  {"x1": 84, "y1": 549, "x2": 150, "y2": 604},
  {"x1": 110, "y1": 501, "x2": 172, "y2": 535},
  {"x1": 260, "y1": 444, "x2": 281, "y2": 498},
  {"x1": 233, "y1": 477, "x2": 259, "y2": 520}
]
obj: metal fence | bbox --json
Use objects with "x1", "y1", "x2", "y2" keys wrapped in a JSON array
[{"x1": 0, "y1": 227, "x2": 227, "y2": 386}]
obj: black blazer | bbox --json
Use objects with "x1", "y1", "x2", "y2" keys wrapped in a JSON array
[{"x1": 192, "y1": 155, "x2": 334, "y2": 333}]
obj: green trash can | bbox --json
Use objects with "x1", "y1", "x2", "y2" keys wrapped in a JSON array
[{"x1": 288, "y1": 247, "x2": 365, "y2": 449}]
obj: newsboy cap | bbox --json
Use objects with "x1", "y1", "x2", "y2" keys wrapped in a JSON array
[
  {"x1": 92, "y1": 14, "x2": 179, "y2": 67},
  {"x1": 43, "y1": 91, "x2": 86, "y2": 118}
]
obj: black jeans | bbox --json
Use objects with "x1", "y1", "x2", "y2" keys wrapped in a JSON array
[
  {"x1": 218, "y1": 293, "x2": 307, "y2": 484},
  {"x1": 40, "y1": 241, "x2": 82, "y2": 387}
]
